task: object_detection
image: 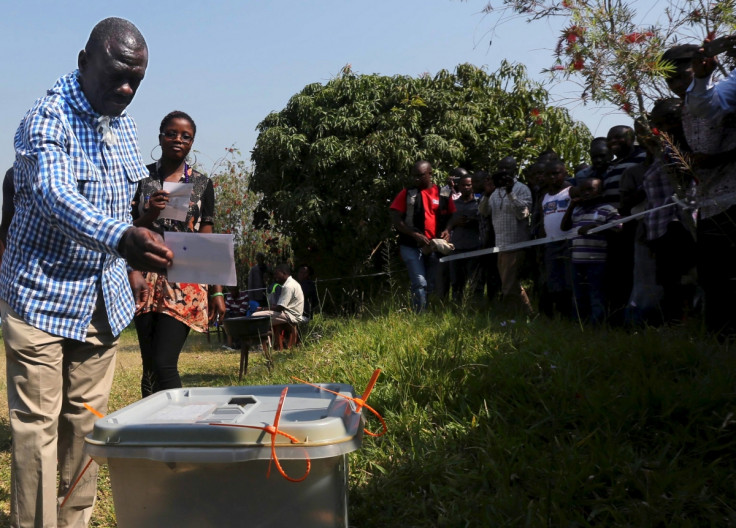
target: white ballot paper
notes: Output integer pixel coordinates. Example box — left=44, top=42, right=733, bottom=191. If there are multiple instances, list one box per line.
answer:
left=164, top=232, right=237, bottom=286
left=159, top=182, right=193, bottom=222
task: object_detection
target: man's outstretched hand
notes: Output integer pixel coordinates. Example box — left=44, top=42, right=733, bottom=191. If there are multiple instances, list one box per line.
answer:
left=118, top=227, right=173, bottom=272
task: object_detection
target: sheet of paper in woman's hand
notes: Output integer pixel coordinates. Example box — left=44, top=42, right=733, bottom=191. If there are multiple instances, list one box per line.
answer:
left=164, top=232, right=237, bottom=285
left=159, top=182, right=193, bottom=221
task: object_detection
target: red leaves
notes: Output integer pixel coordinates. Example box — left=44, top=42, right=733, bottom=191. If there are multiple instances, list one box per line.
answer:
left=621, top=102, right=632, bottom=113
left=530, top=108, right=541, bottom=117
left=572, top=58, right=584, bottom=70
left=612, top=83, right=626, bottom=95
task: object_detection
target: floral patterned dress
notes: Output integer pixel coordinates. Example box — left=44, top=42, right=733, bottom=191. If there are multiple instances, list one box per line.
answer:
left=132, top=162, right=215, bottom=332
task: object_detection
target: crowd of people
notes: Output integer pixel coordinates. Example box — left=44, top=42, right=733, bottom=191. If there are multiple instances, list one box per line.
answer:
left=391, top=42, right=736, bottom=345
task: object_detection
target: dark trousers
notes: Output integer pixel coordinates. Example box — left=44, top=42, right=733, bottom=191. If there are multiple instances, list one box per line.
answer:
left=450, top=248, right=481, bottom=302
left=479, top=253, right=501, bottom=301
left=698, top=205, right=736, bottom=338
left=605, top=224, right=635, bottom=325
left=539, top=240, right=573, bottom=318
left=651, top=221, right=696, bottom=323
left=135, top=312, right=191, bottom=397
left=572, top=261, right=607, bottom=325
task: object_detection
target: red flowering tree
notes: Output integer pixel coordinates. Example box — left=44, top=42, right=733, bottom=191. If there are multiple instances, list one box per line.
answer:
left=476, top=0, right=736, bottom=117
left=207, top=147, right=291, bottom=289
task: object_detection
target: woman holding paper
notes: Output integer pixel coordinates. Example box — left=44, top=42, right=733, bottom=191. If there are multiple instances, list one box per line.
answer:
left=132, top=110, right=226, bottom=397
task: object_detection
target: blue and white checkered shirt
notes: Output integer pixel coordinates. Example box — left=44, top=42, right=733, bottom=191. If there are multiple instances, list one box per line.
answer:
left=0, top=71, right=148, bottom=340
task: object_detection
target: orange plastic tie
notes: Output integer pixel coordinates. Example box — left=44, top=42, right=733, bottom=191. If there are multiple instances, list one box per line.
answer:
left=84, top=403, right=104, bottom=419
left=292, top=368, right=387, bottom=437
left=209, top=387, right=310, bottom=482
left=62, top=403, right=106, bottom=508
left=60, top=458, right=94, bottom=508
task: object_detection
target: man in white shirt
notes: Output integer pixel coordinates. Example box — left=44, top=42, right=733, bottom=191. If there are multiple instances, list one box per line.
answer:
left=539, top=160, right=573, bottom=317
left=252, top=263, right=304, bottom=326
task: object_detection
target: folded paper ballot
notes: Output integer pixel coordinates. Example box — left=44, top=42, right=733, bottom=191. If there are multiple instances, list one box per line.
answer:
left=158, top=182, right=194, bottom=222
left=164, top=232, right=237, bottom=285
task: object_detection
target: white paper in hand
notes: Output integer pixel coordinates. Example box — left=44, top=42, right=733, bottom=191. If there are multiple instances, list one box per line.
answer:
left=159, top=182, right=193, bottom=222
left=165, top=232, right=237, bottom=286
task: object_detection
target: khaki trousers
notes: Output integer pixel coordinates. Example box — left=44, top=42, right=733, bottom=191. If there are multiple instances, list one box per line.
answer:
left=1, top=298, right=118, bottom=528
left=497, top=250, right=533, bottom=314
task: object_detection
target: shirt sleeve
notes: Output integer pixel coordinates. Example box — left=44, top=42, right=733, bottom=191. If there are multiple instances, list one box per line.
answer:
left=21, top=104, right=130, bottom=256
left=389, top=189, right=408, bottom=212
left=509, top=183, right=532, bottom=221
left=686, top=69, right=736, bottom=121
left=478, top=195, right=492, bottom=217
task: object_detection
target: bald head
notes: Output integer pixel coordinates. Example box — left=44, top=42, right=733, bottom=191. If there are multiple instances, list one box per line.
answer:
left=78, top=18, right=148, bottom=116
left=85, top=17, right=147, bottom=56
left=411, top=160, right=432, bottom=190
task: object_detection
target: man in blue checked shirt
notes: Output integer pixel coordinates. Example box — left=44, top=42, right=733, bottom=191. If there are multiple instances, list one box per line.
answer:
left=0, top=18, right=173, bottom=527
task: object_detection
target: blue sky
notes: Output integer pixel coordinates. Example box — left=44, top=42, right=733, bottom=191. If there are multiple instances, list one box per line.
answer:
left=1, top=0, right=668, bottom=206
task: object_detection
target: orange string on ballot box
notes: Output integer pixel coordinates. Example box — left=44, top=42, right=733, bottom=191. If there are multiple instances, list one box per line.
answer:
left=292, top=368, right=387, bottom=438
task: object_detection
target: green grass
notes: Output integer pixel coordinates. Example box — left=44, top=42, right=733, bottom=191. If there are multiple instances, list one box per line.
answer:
left=1, top=307, right=735, bottom=527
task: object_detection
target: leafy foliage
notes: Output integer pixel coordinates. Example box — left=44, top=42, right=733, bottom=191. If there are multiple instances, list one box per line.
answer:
left=478, top=0, right=736, bottom=116
left=208, top=147, right=291, bottom=288
left=250, top=62, right=591, bottom=278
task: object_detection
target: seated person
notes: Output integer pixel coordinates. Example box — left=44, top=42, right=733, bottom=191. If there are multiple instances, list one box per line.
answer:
left=225, top=286, right=249, bottom=317
left=252, top=263, right=304, bottom=333
left=264, top=269, right=282, bottom=310
left=222, top=286, right=249, bottom=350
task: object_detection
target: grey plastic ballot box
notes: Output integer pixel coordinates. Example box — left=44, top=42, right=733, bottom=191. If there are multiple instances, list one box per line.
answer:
left=85, top=384, right=364, bottom=528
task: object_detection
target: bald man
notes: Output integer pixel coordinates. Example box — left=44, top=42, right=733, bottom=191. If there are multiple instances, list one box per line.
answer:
left=0, top=17, right=172, bottom=527
left=390, top=161, right=455, bottom=311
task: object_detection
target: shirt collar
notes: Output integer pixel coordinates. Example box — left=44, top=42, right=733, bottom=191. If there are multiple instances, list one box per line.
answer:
left=50, top=70, right=127, bottom=123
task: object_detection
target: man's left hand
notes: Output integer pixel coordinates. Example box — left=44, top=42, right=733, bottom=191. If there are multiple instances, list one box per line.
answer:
left=128, top=270, right=149, bottom=315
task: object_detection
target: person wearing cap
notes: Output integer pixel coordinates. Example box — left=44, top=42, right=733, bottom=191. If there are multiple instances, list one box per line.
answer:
left=479, top=159, right=534, bottom=315
left=684, top=38, right=736, bottom=339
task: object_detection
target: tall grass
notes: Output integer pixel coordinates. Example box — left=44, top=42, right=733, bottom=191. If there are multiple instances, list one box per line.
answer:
left=1, top=302, right=734, bottom=527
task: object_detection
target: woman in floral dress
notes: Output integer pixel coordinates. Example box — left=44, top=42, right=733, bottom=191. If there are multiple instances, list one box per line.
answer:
left=132, top=110, right=225, bottom=396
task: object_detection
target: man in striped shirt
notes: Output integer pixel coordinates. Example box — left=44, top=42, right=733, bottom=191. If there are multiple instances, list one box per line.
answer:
left=0, top=18, right=172, bottom=527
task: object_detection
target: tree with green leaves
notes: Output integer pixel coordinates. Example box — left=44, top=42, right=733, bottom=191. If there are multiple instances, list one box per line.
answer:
left=208, top=147, right=291, bottom=288
left=476, top=0, right=736, bottom=117
left=250, top=62, right=590, bottom=279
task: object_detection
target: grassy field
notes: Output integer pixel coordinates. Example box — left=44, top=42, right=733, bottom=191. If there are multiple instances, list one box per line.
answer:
left=1, top=306, right=735, bottom=527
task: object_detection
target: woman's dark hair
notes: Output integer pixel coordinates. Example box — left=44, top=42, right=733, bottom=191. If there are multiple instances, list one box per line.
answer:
left=159, top=110, right=196, bottom=137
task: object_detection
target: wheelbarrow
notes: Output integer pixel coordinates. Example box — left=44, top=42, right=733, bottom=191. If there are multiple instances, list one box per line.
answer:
left=222, top=315, right=273, bottom=380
